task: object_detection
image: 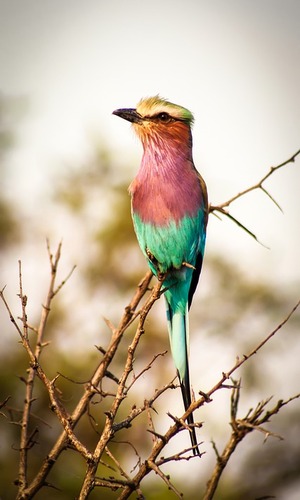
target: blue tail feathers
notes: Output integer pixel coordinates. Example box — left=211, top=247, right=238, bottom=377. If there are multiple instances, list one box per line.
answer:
left=166, top=301, right=200, bottom=456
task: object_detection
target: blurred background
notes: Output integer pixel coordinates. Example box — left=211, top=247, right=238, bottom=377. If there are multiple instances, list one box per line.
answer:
left=0, top=1, right=299, bottom=498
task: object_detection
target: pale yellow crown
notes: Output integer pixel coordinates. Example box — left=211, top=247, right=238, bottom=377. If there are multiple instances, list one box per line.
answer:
left=136, top=95, right=194, bottom=124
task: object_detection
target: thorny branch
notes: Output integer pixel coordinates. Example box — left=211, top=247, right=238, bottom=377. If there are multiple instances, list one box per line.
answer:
left=1, top=256, right=162, bottom=498
left=204, top=382, right=300, bottom=500
left=115, top=299, right=300, bottom=499
left=209, top=149, right=300, bottom=244
left=18, top=243, right=72, bottom=494
left=1, top=243, right=76, bottom=498
left=78, top=278, right=165, bottom=499
left=0, top=149, right=299, bottom=498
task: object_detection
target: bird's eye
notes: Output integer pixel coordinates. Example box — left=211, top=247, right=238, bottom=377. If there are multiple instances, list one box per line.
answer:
left=157, top=112, right=171, bottom=122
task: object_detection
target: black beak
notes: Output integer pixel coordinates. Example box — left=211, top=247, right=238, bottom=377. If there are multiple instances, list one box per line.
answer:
left=112, top=108, right=143, bottom=124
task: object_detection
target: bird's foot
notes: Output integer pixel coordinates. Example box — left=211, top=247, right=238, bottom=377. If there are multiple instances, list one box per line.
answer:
left=146, top=248, right=165, bottom=281
left=182, top=261, right=196, bottom=270
left=157, top=271, right=167, bottom=282
left=146, top=248, right=157, bottom=265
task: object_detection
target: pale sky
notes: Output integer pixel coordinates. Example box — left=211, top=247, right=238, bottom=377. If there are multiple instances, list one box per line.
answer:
left=1, top=0, right=300, bottom=285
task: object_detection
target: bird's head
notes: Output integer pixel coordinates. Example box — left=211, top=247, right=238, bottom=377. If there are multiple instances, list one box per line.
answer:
left=113, top=95, right=194, bottom=149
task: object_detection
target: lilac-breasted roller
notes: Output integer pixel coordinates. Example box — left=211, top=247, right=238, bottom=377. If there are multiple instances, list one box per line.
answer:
left=113, top=96, right=208, bottom=455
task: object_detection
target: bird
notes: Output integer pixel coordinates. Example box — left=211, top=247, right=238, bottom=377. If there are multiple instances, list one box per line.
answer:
left=113, top=95, right=208, bottom=455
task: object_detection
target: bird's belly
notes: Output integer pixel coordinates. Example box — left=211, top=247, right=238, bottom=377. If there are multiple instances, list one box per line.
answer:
left=132, top=213, right=203, bottom=274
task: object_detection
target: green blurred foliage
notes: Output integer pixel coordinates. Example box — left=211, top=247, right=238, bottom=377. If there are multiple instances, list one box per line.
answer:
left=0, top=124, right=299, bottom=498
left=0, top=198, right=20, bottom=248
left=0, top=94, right=26, bottom=247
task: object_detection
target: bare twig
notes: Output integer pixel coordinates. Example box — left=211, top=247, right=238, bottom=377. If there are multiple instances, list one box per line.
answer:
left=209, top=149, right=300, bottom=241
left=147, top=460, right=183, bottom=498
left=210, top=149, right=300, bottom=211
left=15, top=243, right=67, bottom=497
left=196, top=299, right=300, bottom=409
left=0, top=396, right=11, bottom=418
left=105, top=446, right=132, bottom=483
left=125, top=350, right=168, bottom=393
left=204, top=383, right=300, bottom=500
